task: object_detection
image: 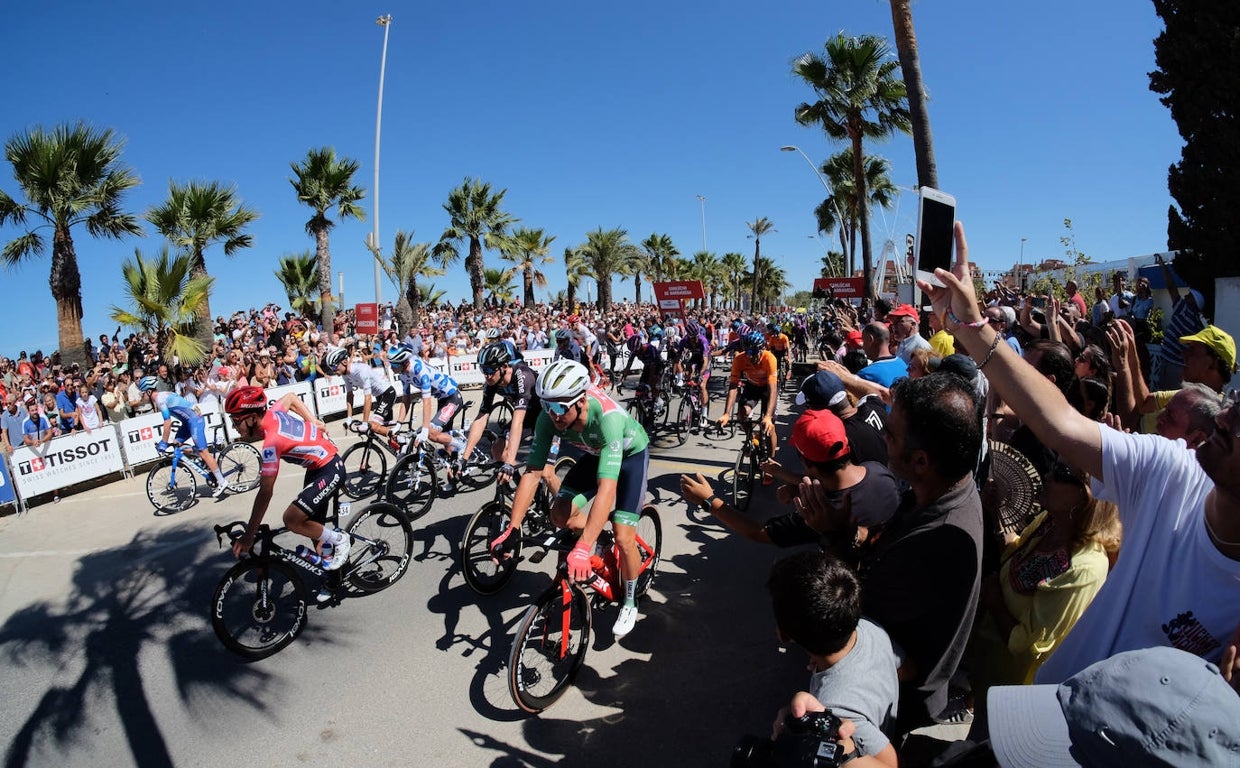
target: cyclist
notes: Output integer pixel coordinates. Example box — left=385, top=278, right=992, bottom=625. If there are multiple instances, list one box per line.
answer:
left=566, top=314, right=607, bottom=384
left=461, top=340, right=547, bottom=486
left=491, top=360, right=651, bottom=639
left=619, top=333, right=666, bottom=416
left=223, top=386, right=351, bottom=573
left=791, top=320, right=810, bottom=363
left=321, top=347, right=400, bottom=442
left=140, top=375, right=229, bottom=498
left=766, top=322, right=792, bottom=381
left=674, top=320, right=712, bottom=420
left=553, top=328, right=590, bottom=368
left=386, top=346, right=467, bottom=470
left=718, top=331, right=779, bottom=458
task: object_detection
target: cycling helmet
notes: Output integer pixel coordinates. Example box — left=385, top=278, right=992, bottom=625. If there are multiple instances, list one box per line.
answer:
left=477, top=341, right=514, bottom=369
left=626, top=334, right=643, bottom=353
left=768, top=322, right=779, bottom=332
left=535, top=360, right=591, bottom=401
left=388, top=346, right=412, bottom=366
left=485, top=328, right=501, bottom=340
left=648, top=326, right=664, bottom=339
left=734, top=323, right=751, bottom=338
left=743, top=331, right=766, bottom=356
left=322, top=347, right=349, bottom=371
left=137, top=376, right=159, bottom=392
left=685, top=321, right=702, bottom=338
left=566, top=314, right=581, bottom=325
left=554, top=328, right=573, bottom=343
left=224, top=385, right=268, bottom=415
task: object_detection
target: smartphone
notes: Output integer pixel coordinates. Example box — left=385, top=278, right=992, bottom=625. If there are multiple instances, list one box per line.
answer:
left=915, top=187, right=957, bottom=288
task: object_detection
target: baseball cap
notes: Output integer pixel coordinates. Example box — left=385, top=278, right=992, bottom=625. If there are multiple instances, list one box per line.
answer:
left=844, top=329, right=864, bottom=348
left=988, top=646, right=1240, bottom=768
left=937, top=354, right=978, bottom=382
left=790, top=409, right=850, bottom=464
left=1180, top=325, right=1237, bottom=373
left=887, top=304, right=919, bottom=322
left=796, top=371, right=847, bottom=409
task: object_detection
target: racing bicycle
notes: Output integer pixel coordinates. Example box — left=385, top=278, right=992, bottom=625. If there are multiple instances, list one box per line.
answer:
left=145, top=428, right=262, bottom=514
left=731, top=417, right=772, bottom=512
left=382, top=428, right=499, bottom=521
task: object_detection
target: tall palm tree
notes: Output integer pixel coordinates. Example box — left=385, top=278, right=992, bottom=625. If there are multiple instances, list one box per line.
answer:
left=436, top=178, right=518, bottom=310
left=564, top=247, right=588, bottom=309
left=794, top=33, right=911, bottom=299
left=820, top=252, right=846, bottom=278
left=665, top=255, right=692, bottom=281
left=414, top=282, right=447, bottom=310
left=289, top=147, right=366, bottom=333
left=889, top=0, right=938, bottom=189
left=816, top=148, right=898, bottom=275
left=576, top=227, right=641, bottom=311
left=146, top=180, right=259, bottom=348
left=274, top=251, right=320, bottom=317
left=640, top=233, right=679, bottom=284
left=110, top=246, right=214, bottom=365
left=746, top=217, right=776, bottom=310
left=483, top=266, right=517, bottom=305
left=0, top=122, right=142, bottom=366
left=750, top=257, right=789, bottom=312
left=500, top=226, right=555, bottom=309
left=376, top=230, right=443, bottom=331
left=688, top=251, right=722, bottom=310
left=721, top=252, right=748, bottom=311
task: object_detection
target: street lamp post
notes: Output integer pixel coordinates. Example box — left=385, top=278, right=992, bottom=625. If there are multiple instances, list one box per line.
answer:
left=780, top=145, right=851, bottom=277
left=372, top=14, right=393, bottom=306
left=696, top=195, right=707, bottom=252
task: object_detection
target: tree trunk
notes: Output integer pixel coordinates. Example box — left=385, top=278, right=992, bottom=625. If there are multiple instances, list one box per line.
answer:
left=852, top=133, right=876, bottom=300
left=523, top=268, right=535, bottom=309
left=468, top=237, right=485, bottom=310
left=191, top=249, right=214, bottom=355
left=315, top=225, right=335, bottom=334
left=599, top=275, right=611, bottom=311
left=634, top=275, right=642, bottom=305
left=890, top=0, right=939, bottom=189
left=750, top=239, right=761, bottom=311
left=50, top=226, right=88, bottom=367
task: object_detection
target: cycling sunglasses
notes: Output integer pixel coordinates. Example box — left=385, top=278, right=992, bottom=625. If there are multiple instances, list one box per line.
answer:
left=541, top=396, right=583, bottom=416
left=480, top=365, right=501, bottom=376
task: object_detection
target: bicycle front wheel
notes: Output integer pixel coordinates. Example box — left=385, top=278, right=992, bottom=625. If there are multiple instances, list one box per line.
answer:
left=457, top=437, right=499, bottom=491
left=340, top=441, right=388, bottom=500
left=671, top=397, right=692, bottom=446
left=634, top=505, right=664, bottom=598
left=626, top=401, right=647, bottom=432
left=146, top=459, right=198, bottom=513
left=384, top=452, right=438, bottom=521
left=508, top=583, right=592, bottom=713
left=218, top=442, right=262, bottom=492
left=460, top=500, right=521, bottom=595
left=344, top=501, right=414, bottom=593
left=731, top=441, right=756, bottom=511
left=211, top=559, right=309, bottom=660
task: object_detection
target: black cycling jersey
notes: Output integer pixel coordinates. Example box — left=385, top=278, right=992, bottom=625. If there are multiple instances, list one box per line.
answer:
left=478, top=362, right=541, bottom=416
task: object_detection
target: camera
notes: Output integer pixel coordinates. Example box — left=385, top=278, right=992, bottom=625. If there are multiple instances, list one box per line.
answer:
left=732, top=711, right=847, bottom=768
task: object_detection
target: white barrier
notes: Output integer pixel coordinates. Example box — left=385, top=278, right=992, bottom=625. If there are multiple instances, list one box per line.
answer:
left=10, top=428, right=126, bottom=498
left=117, top=402, right=236, bottom=467
left=264, top=381, right=317, bottom=418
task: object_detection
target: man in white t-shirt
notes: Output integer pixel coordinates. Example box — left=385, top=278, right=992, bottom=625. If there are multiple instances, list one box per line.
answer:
left=921, top=222, right=1240, bottom=687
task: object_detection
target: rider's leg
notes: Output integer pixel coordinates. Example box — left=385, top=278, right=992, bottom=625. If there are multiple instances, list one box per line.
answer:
left=611, top=512, right=641, bottom=599
left=186, top=420, right=227, bottom=487
left=550, top=494, right=587, bottom=532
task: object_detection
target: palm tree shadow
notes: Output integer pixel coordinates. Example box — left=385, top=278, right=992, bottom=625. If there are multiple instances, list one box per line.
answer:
left=0, top=525, right=316, bottom=768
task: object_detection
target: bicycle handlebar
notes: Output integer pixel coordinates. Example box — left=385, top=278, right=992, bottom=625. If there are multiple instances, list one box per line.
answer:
left=213, top=521, right=269, bottom=548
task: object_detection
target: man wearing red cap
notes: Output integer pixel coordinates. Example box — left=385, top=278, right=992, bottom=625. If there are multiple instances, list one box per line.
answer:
left=888, top=304, right=931, bottom=366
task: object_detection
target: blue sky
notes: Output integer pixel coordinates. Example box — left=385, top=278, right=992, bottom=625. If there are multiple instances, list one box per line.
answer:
left=3, top=0, right=1178, bottom=355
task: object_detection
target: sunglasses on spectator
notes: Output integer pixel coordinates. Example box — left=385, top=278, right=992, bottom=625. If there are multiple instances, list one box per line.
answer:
left=541, top=397, right=583, bottom=416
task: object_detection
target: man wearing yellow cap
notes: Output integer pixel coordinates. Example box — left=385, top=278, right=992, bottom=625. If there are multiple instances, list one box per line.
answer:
left=1126, top=324, right=1235, bottom=431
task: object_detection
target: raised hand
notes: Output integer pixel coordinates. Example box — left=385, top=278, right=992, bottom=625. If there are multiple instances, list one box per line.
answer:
left=917, top=222, right=983, bottom=331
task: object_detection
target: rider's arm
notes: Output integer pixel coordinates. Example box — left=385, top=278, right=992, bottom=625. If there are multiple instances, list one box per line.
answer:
left=762, top=355, right=778, bottom=420
left=503, top=407, right=528, bottom=465
left=234, top=473, right=276, bottom=557
left=278, top=392, right=322, bottom=428
left=160, top=417, right=174, bottom=444
left=361, top=392, right=373, bottom=423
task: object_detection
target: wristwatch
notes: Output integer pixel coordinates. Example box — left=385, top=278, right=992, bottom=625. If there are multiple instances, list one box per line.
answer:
left=700, top=495, right=719, bottom=512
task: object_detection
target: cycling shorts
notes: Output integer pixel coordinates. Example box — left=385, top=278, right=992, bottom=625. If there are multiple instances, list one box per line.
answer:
left=638, top=363, right=664, bottom=389
left=557, top=449, right=649, bottom=524
left=293, top=455, right=346, bottom=521
left=368, top=387, right=397, bottom=424
left=430, top=392, right=466, bottom=431
left=173, top=415, right=209, bottom=452
left=740, top=382, right=771, bottom=414
left=771, top=348, right=788, bottom=362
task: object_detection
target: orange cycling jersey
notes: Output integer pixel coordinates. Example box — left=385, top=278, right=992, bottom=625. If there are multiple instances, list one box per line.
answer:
left=767, top=333, right=791, bottom=352
left=729, top=350, right=777, bottom=387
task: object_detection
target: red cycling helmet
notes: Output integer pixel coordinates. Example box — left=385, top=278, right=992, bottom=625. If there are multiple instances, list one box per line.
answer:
left=567, top=314, right=581, bottom=325
left=224, top=385, right=268, bottom=416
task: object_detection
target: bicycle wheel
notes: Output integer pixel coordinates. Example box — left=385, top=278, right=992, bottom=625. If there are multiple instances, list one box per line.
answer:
left=625, top=400, right=646, bottom=431
left=340, top=441, right=388, bottom=500
left=211, top=559, right=309, bottom=660
left=344, top=501, right=414, bottom=593
left=460, top=499, right=521, bottom=595
left=145, top=459, right=198, bottom=513
left=457, top=436, right=499, bottom=491
left=488, top=401, right=515, bottom=439
left=384, top=452, right=437, bottom=521
left=671, top=396, right=691, bottom=446
left=634, top=505, right=663, bottom=598
left=508, top=583, right=592, bottom=713
left=731, top=440, right=756, bottom=511
left=217, top=442, right=262, bottom=492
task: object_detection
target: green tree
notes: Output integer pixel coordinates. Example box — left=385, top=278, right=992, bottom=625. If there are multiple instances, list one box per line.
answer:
left=721, top=252, right=749, bottom=310
left=110, top=246, right=214, bottom=365
left=750, top=257, right=789, bottom=312
left=146, top=180, right=259, bottom=348
left=688, top=250, right=722, bottom=310
left=820, top=251, right=845, bottom=278
left=500, top=226, right=555, bottom=309
left=483, top=266, right=517, bottom=305
left=888, top=0, right=938, bottom=189
left=274, top=251, right=320, bottom=318
left=640, top=233, right=680, bottom=285
left=815, top=148, right=897, bottom=276
left=564, top=247, right=588, bottom=309
left=436, top=178, right=518, bottom=310
left=576, top=227, right=641, bottom=310
left=0, top=122, right=142, bottom=366
left=378, top=230, right=443, bottom=330
left=289, top=147, right=366, bottom=333
left=1150, top=0, right=1240, bottom=313
left=794, top=32, right=911, bottom=299
left=746, top=217, right=776, bottom=310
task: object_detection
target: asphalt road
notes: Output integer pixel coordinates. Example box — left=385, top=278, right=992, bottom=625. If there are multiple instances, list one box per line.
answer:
left=0, top=378, right=840, bottom=768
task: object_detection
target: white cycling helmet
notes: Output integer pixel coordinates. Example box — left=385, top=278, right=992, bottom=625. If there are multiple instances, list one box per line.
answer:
left=322, top=347, right=349, bottom=371
left=387, top=346, right=412, bottom=365
left=535, top=360, right=591, bottom=402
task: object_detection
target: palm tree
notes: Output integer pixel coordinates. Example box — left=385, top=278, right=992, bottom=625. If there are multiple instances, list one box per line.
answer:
left=483, top=266, right=517, bottom=305
left=289, top=147, right=366, bottom=333
left=500, top=226, right=555, bottom=309
left=665, top=255, right=692, bottom=281
left=746, top=217, right=776, bottom=310
left=688, top=251, right=722, bottom=310
left=375, top=230, right=443, bottom=331
left=820, top=251, right=846, bottom=278
left=274, top=251, right=320, bottom=317
left=436, top=178, right=518, bottom=310
left=721, top=252, right=748, bottom=310
left=576, top=228, right=641, bottom=311
left=414, top=282, right=447, bottom=310
left=0, top=122, right=142, bottom=366
left=794, top=33, right=911, bottom=299
left=110, top=246, right=214, bottom=365
left=816, top=148, right=898, bottom=275
left=750, top=257, right=789, bottom=312
left=640, top=233, right=679, bottom=284
left=564, top=247, right=588, bottom=309
left=889, top=0, right=938, bottom=189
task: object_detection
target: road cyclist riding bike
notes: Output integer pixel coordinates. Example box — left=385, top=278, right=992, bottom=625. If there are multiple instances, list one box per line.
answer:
left=223, top=386, right=352, bottom=577
left=673, top=320, right=713, bottom=421
left=321, top=347, right=400, bottom=444
left=765, top=321, right=791, bottom=387
left=490, top=359, right=651, bottom=639
left=718, top=331, right=779, bottom=459
left=140, top=375, right=230, bottom=499
left=619, top=332, right=667, bottom=418
left=460, top=340, right=553, bottom=489
left=565, top=314, right=607, bottom=385
left=384, top=345, right=469, bottom=477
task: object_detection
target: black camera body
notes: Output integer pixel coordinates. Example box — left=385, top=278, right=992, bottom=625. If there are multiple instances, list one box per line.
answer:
left=732, top=711, right=848, bottom=768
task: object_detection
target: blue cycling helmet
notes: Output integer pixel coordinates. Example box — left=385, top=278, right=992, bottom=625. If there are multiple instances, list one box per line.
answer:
left=137, top=375, right=159, bottom=392
left=743, top=331, right=766, bottom=354
left=388, top=346, right=412, bottom=365
left=648, top=325, right=663, bottom=339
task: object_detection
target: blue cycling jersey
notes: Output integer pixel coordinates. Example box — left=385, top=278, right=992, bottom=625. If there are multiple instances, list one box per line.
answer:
left=153, top=391, right=201, bottom=423
left=407, top=357, right=460, bottom=399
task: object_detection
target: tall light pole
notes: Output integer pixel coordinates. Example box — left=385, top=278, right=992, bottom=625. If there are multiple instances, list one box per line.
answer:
left=780, top=145, right=850, bottom=276
left=696, top=195, right=707, bottom=252
left=371, top=14, right=393, bottom=306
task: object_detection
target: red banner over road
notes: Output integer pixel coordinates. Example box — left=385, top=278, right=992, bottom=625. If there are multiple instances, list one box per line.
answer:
left=813, top=277, right=865, bottom=299
left=355, top=303, right=379, bottom=334
left=651, top=280, right=705, bottom=317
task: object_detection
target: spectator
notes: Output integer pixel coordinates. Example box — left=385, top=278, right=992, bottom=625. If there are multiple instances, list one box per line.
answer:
left=1, top=393, right=29, bottom=453
left=1063, top=278, right=1087, bottom=319
left=23, top=395, right=58, bottom=447
left=127, top=367, right=153, bottom=414
left=927, top=309, right=954, bottom=359
left=54, top=379, right=82, bottom=433
left=1151, top=253, right=1207, bottom=390
left=856, top=323, right=906, bottom=387
left=1090, top=285, right=1110, bottom=327
left=796, top=369, right=888, bottom=465
left=74, top=381, right=103, bottom=433
left=984, top=305, right=1022, bottom=354
left=920, top=222, right=1240, bottom=685
left=153, top=362, right=175, bottom=392
left=889, top=304, right=931, bottom=365
left=1107, top=270, right=1133, bottom=320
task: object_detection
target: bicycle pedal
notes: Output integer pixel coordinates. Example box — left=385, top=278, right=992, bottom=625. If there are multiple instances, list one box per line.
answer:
left=528, top=550, right=548, bottom=565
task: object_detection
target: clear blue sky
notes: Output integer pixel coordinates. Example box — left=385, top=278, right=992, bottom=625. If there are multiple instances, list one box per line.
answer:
left=2, top=0, right=1179, bottom=355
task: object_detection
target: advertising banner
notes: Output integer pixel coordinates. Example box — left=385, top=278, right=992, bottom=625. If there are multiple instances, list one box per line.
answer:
left=313, top=375, right=370, bottom=416
left=355, top=303, right=379, bottom=334
left=119, top=402, right=232, bottom=467
left=11, top=429, right=125, bottom=498
left=813, top=277, right=865, bottom=299
left=0, top=455, right=16, bottom=506
left=264, top=381, right=317, bottom=418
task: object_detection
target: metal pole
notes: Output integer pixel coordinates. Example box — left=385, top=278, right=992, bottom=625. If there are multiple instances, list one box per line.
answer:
left=338, top=271, right=345, bottom=311
left=696, top=195, right=707, bottom=251
left=373, top=14, right=392, bottom=305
